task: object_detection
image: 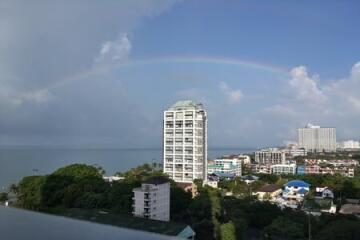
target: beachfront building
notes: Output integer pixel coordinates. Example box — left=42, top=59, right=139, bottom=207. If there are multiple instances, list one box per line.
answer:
left=207, top=156, right=242, bottom=177
left=271, top=163, right=297, bottom=175
left=163, top=100, right=207, bottom=183
left=132, top=176, right=170, bottom=222
left=298, top=124, right=336, bottom=152
left=255, top=148, right=286, bottom=165
left=338, top=140, right=360, bottom=151
left=237, top=154, right=251, bottom=165
left=281, top=145, right=307, bottom=158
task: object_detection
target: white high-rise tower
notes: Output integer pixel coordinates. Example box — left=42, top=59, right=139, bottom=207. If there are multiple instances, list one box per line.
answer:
left=298, top=124, right=336, bottom=152
left=163, top=100, right=207, bottom=183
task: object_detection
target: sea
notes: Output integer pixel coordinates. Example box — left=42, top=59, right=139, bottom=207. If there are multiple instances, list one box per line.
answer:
left=0, top=147, right=255, bottom=189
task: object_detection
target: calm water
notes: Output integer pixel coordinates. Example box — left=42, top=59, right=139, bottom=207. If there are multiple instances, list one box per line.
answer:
left=0, top=147, right=255, bottom=188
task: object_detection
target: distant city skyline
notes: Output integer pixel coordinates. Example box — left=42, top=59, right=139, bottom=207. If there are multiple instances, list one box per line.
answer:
left=0, top=1, right=360, bottom=148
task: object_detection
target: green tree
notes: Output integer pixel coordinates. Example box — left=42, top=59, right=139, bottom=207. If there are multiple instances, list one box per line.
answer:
left=0, top=192, right=8, bottom=202
left=193, top=219, right=215, bottom=240
left=263, top=216, right=304, bottom=240
left=17, top=175, right=46, bottom=210
left=258, top=174, right=279, bottom=184
left=170, top=186, right=192, bottom=221
left=315, top=219, right=360, bottom=240
left=53, top=164, right=103, bottom=180
left=220, top=221, right=236, bottom=240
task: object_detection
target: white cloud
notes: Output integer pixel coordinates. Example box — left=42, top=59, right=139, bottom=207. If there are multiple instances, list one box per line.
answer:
left=0, top=83, right=54, bottom=109
left=289, top=66, right=326, bottom=103
left=219, top=81, right=243, bottom=104
left=95, top=33, right=131, bottom=65
left=264, top=104, right=297, bottom=117
left=347, top=96, right=360, bottom=111
left=22, top=89, right=54, bottom=104
left=351, top=61, right=360, bottom=80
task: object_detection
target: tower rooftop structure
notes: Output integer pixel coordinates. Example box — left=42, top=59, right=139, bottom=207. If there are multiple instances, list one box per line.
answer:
left=169, top=100, right=204, bottom=110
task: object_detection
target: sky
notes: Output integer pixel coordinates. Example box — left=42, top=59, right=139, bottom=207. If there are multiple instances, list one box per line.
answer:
left=0, top=0, right=360, bottom=148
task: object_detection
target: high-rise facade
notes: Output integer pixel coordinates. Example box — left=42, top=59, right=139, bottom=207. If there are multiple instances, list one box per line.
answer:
left=163, top=100, right=207, bottom=183
left=298, top=124, right=336, bottom=152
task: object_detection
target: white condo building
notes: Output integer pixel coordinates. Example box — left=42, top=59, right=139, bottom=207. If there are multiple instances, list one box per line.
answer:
left=255, top=148, right=286, bottom=165
left=298, top=124, right=336, bottom=152
left=132, top=176, right=170, bottom=222
left=163, top=100, right=207, bottom=183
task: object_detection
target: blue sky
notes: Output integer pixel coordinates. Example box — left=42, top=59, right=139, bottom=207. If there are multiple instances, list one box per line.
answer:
left=0, top=0, right=360, bottom=148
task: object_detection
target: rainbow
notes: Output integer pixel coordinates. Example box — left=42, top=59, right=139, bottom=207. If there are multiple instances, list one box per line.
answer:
left=49, top=55, right=290, bottom=90
left=127, top=55, right=290, bottom=75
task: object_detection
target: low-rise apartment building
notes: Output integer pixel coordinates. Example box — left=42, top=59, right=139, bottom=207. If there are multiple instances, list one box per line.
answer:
left=133, top=176, right=170, bottom=222
left=207, top=156, right=243, bottom=177
left=304, top=159, right=356, bottom=177
left=255, top=148, right=286, bottom=165
left=271, top=164, right=297, bottom=175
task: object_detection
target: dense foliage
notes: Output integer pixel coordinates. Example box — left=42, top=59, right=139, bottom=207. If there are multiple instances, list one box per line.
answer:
left=0, top=192, right=8, bottom=202
left=14, top=163, right=360, bottom=240
left=15, top=163, right=192, bottom=215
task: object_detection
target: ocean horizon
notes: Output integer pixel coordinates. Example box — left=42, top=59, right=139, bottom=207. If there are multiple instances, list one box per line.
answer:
left=0, top=146, right=256, bottom=189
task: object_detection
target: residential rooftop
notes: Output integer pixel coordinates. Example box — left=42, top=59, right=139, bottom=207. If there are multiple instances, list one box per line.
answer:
left=256, top=184, right=282, bottom=193
left=285, top=180, right=311, bottom=188
left=339, top=204, right=360, bottom=215
left=144, top=176, right=170, bottom=185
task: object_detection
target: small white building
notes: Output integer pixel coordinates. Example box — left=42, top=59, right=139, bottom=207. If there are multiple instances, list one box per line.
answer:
left=271, top=164, right=297, bottom=175
left=203, top=180, right=218, bottom=188
left=103, top=176, right=124, bottom=182
left=132, top=176, right=170, bottom=222
left=315, top=187, right=334, bottom=199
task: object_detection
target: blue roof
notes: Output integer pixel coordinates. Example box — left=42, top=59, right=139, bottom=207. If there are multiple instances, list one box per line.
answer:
left=298, top=188, right=308, bottom=194
left=285, top=180, right=310, bottom=188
